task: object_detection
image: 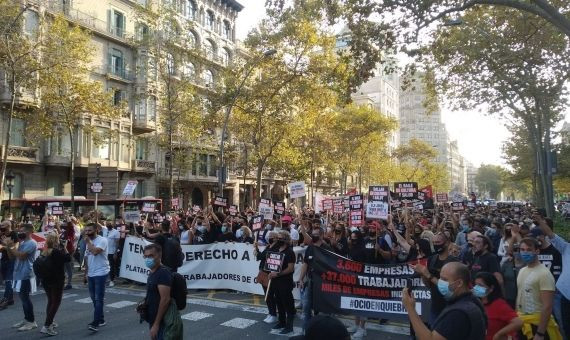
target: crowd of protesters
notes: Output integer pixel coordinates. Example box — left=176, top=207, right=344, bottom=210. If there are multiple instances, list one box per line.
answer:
left=0, top=198, right=568, bottom=340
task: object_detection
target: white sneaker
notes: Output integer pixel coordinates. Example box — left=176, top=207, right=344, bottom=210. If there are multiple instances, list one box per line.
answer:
left=347, top=325, right=359, bottom=333
left=352, top=328, right=365, bottom=339
left=264, top=315, right=278, bottom=324
left=12, top=320, right=26, bottom=328
left=40, top=325, right=58, bottom=336
left=18, top=321, right=38, bottom=331
left=51, top=321, right=58, bottom=328
left=109, top=281, right=115, bottom=287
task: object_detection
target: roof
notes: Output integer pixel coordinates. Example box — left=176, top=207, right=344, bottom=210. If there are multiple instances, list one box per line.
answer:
left=222, top=0, right=244, bottom=12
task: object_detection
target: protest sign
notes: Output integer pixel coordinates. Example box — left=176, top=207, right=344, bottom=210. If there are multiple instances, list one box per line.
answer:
left=349, top=194, right=364, bottom=210
left=259, top=205, right=274, bottom=220
left=310, top=247, right=431, bottom=321
left=259, top=198, right=271, bottom=209
left=121, top=180, right=138, bottom=196
left=350, top=210, right=363, bottom=226
left=322, top=199, right=333, bottom=212
left=124, top=210, right=141, bottom=223
left=467, top=202, right=476, bottom=209
left=288, top=181, right=306, bottom=199
left=214, top=196, right=227, bottom=207
left=229, top=205, right=238, bottom=217
left=264, top=252, right=285, bottom=272
left=368, top=185, right=389, bottom=202
left=274, top=201, right=285, bottom=216
left=333, top=198, right=344, bottom=214
left=451, top=192, right=464, bottom=203
left=436, top=193, right=448, bottom=203
left=51, top=205, right=64, bottom=215
left=90, top=182, right=103, bottom=194
left=252, top=215, right=264, bottom=231
left=192, top=205, right=201, bottom=213
left=451, top=202, right=465, bottom=211
left=366, top=201, right=389, bottom=219
left=142, top=202, right=156, bottom=212
left=171, top=198, right=179, bottom=209
left=349, top=194, right=364, bottom=226
left=394, top=182, right=418, bottom=200
left=417, top=191, right=425, bottom=203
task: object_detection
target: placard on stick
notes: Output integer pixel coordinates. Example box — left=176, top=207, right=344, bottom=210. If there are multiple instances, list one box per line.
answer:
left=252, top=215, right=264, bottom=231
left=264, top=251, right=285, bottom=272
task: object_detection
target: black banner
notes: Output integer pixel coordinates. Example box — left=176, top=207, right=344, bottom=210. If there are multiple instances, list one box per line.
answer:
left=311, top=247, right=431, bottom=321
left=274, top=201, right=285, bottom=216
left=394, top=182, right=418, bottom=201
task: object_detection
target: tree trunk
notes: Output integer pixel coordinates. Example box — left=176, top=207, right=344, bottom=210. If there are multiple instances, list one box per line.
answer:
left=255, top=159, right=264, bottom=209
left=0, top=77, right=17, bottom=212
left=68, top=126, right=75, bottom=214
left=168, top=130, right=174, bottom=212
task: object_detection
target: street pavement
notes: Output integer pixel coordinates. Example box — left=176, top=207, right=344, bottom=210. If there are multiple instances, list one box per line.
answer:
left=1, top=276, right=410, bottom=339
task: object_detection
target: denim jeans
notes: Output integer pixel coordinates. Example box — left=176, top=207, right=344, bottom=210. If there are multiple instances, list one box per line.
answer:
left=301, top=283, right=313, bottom=331
left=554, top=290, right=568, bottom=340
left=19, top=279, right=34, bottom=322
left=2, top=260, right=15, bottom=300
left=88, top=274, right=108, bottom=325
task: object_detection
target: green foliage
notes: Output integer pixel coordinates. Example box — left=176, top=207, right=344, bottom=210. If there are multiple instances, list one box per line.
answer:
left=475, top=164, right=506, bottom=199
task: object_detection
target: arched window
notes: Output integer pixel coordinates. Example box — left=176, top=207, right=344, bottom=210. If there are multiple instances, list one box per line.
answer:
left=223, top=21, right=231, bottom=40
left=205, top=10, right=214, bottom=30
left=220, top=48, right=230, bottom=66
left=182, top=62, right=195, bottom=78
left=203, top=69, right=214, bottom=87
left=186, top=0, right=197, bottom=20
left=203, top=39, right=215, bottom=59
left=166, top=53, right=175, bottom=74
left=188, top=31, right=198, bottom=48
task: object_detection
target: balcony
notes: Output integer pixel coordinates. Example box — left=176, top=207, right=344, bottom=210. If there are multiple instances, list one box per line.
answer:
left=1, top=146, right=40, bottom=164
left=133, top=115, right=157, bottom=133
left=132, top=159, right=156, bottom=173
left=45, top=3, right=134, bottom=45
left=106, top=65, right=135, bottom=83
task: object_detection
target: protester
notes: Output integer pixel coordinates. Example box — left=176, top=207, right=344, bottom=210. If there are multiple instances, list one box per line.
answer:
left=237, top=225, right=254, bottom=244
left=467, top=234, right=503, bottom=286
left=254, top=230, right=279, bottom=324
left=217, top=220, right=237, bottom=242
left=62, top=221, right=76, bottom=290
left=329, top=223, right=349, bottom=257
left=403, top=262, right=487, bottom=340
left=473, top=272, right=522, bottom=340
left=516, top=237, right=561, bottom=340
left=347, top=230, right=368, bottom=339
left=154, top=221, right=183, bottom=272
left=39, top=232, right=71, bottom=336
left=141, top=243, right=183, bottom=340
left=2, top=223, right=38, bottom=331
left=0, top=220, right=17, bottom=310
left=289, top=315, right=350, bottom=340
left=106, top=221, right=120, bottom=287
left=83, top=223, right=110, bottom=332
left=268, top=230, right=296, bottom=335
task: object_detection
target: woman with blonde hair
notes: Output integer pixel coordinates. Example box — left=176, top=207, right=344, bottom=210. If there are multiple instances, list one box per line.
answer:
left=237, top=226, right=254, bottom=244
left=39, top=232, right=71, bottom=336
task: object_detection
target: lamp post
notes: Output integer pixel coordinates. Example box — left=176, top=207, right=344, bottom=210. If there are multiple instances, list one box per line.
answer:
left=5, top=170, right=15, bottom=216
left=218, top=48, right=277, bottom=197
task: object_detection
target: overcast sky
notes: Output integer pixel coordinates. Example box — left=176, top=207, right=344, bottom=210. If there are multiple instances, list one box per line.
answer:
left=235, top=1, right=570, bottom=167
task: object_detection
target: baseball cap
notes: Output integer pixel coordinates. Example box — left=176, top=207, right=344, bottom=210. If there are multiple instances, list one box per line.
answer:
left=289, top=315, right=350, bottom=340
left=282, top=215, right=292, bottom=223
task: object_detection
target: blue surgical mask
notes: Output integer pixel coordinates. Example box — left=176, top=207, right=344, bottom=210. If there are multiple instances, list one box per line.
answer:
left=437, top=279, right=453, bottom=300
left=144, top=258, right=155, bottom=269
left=221, top=226, right=228, bottom=233
left=472, top=285, right=487, bottom=298
left=520, top=251, right=536, bottom=264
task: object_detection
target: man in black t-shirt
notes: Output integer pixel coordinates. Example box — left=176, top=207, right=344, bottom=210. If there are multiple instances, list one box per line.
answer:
left=0, top=221, right=18, bottom=309
left=532, top=228, right=563, bottom=281
left=468, top=235, right=502, bottom=286
left=141, top=243, right=176, bottom=340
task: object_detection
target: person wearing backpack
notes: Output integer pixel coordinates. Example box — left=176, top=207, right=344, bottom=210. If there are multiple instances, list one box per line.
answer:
left=141, top=243, right=183, bottom=340
left=37, top=232, right=71, bottom=336
left=155, top=221, right=184, bottom=272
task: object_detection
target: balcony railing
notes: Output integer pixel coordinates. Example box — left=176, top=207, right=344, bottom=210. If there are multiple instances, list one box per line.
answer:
left=106, top=65, right=135, bottom=82
left=1, top=146, right=40, bottom=163
left=133, top=159, right=156, bottom=172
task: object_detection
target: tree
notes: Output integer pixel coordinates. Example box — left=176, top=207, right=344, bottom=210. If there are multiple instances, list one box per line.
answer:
left=426, top=6, right=569, bottom=216
left=32, top=16, right=124, bottom=211
left=475, top=165, right=505, bottom=199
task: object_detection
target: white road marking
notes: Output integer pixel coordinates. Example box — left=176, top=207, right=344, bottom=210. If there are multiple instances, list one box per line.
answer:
left=220, top=317, right=257, bottom=329
left=107, top=300, right=137, bottom=308
left=62, top=293, right=78, bottom=299
left=75, top=297, right=92, bottom=303
left=181, top=311, right=214, bottom=321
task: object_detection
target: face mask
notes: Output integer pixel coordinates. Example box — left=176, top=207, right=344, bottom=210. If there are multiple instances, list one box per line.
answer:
left=433, top=244, right=446, bottom=254
left=221, top=226, right=228, bottom=233
left=136, top=226, right=144, bottom=234
left=144, top=258, right=155, bottom=269
left=351, top=239, right=358, bottom=245
left=520, top=251, right=536, bottom=264
left=18, top=232, right=27, bottom=239
left=276, top=240, right=285, bottom=247
left=437, top=279, right=454, bottom=300
left=197, top=226, right=207, bottom=234
left=472, top=285, right=487, bottom=298
left=397, top=252, right=408, bottom=262
left=274, top=226, right=282, bottom=232
left=48, top=222, right=55, bottom=227
left=311, top=235, right=320, bottom=243
left=236, top=229, right=243, bottom=239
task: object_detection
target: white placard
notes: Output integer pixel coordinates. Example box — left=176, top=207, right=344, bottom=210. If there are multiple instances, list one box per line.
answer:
left=288, top=181, right=306, bottom=199
left=122, top=180, right=138, bottom=196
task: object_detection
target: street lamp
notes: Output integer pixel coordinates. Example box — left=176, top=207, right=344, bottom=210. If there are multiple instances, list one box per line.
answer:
left=5, top=170, right=15, bottom=216
left=218, top=48, right=278, bottom=196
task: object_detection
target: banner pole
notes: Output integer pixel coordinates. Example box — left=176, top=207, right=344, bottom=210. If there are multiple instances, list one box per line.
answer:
left=265, top=279, right=272, bottom=302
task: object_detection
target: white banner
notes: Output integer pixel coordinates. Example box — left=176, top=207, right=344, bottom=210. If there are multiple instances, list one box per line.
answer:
left=366, top=201, right=389, bottom=219
left=119, top=236, right=306, bottom=299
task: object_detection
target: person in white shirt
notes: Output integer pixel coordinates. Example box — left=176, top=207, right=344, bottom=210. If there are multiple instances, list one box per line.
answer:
left=83, top=224, right=110, bottom=332
left=105, top=222, right=120, bottom=287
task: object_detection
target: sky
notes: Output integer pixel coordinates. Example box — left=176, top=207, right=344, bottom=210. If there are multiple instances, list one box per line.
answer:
left=235, top=1, right=570, bottom=167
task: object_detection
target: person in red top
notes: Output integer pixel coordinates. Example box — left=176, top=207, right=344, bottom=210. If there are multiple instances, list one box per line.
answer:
left=474, top=272, right=523, bottom=340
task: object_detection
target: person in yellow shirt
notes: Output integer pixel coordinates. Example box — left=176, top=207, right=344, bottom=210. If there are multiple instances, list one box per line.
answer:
left=516, top=237, right=561, bottom=340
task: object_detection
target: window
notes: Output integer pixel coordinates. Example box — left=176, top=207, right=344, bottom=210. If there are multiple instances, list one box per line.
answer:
left=121, top=136, right=130, bottom=162
left=148, top=96, right=156, bottom=121
left=208, top=155, right=217, bottom=177
left=92, top=135, right=110, bottom=160
left=113, top=89, right=125, bottom=106
left=188, top=31, right=198, bottom=48
left=9, top=118, right=25, bottom=146
left=223, top=21, right=231, bottom=39
left=202, top=69, right=214, bottom=87
left=82, top=131, right=90, bottom=157
left=109, top=48, right=124, bottom=77
left=136, top=23, right=150, bottom=41
left=181, top=62, right=195, bottom=78
left=186, top=0, right=197, bottom=20
left=135, top=98, right=147, bottom=120
left=135, top=180, right=145, bottom=198
left=198, top=154, right=207, bottom=176
left=135, top=139, right=148, bottom=160
left=24, top=10, right=39, bottom=37
left=46, top=176, right=63, bottom=196
left=205, top=11, right=214, bottom=30
left=203, top=39, right=215, bottom=59
left=166, top=53, right=176, bottom=75
left=109, top=9, right=125, bottom=38
left=220, top=48, right=230, bottom=66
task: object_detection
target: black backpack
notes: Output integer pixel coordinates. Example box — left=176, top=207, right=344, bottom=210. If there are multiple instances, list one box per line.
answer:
left=162, top=235, right=184, bottom=270
left=33, top=254, right=53, bottom=280
left=170, top=271, right=187, bottom=310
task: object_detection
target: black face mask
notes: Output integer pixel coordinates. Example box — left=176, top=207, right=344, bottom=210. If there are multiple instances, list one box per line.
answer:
left=136, top=226, right=144, bottom=234
left=268, top=238, right=274, bottom=244
left=18, top=232, right=27, bottom=239
left=276, top=240, right=285, bottom=247
left=433, top=244, right=446, bottom=254
left=311, top=235, right=320, bottom=243
left=351, top=239, right=358, bottom=245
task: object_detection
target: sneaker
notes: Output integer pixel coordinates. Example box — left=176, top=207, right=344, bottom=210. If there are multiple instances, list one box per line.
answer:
left=18, top=321, right=38, bottom=331
left=279, top=326, right=293, bottom=335
left=272, top=322, right=286, bottom=330
left=347, top=325, right=359, bottom=333
left=64, top=284, right=72, bottom=290
left=108, top=281, right=115, bottom=287
left=98, top=320, right=106, bottom=327
left=264, top=315, right=278, bottom=324
left=40, top=325, right=58, bottom=336
left=88, top=322, right=98, bottom=332
left=12, top=320, right=26, bottom=328
left=352, top=328, right=365, bottom=339
left=51, top=321, right=58, bottom=328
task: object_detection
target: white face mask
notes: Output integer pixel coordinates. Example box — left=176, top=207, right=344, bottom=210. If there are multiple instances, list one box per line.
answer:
left=236, top=229, right=243, bottom=239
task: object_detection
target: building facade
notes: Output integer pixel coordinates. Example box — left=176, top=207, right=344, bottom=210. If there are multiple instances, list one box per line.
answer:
left=0, top=0, right=243, bottom=210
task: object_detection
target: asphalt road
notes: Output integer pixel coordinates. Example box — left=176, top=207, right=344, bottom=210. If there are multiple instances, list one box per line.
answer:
left=1, top=282, right=410, bottom=340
